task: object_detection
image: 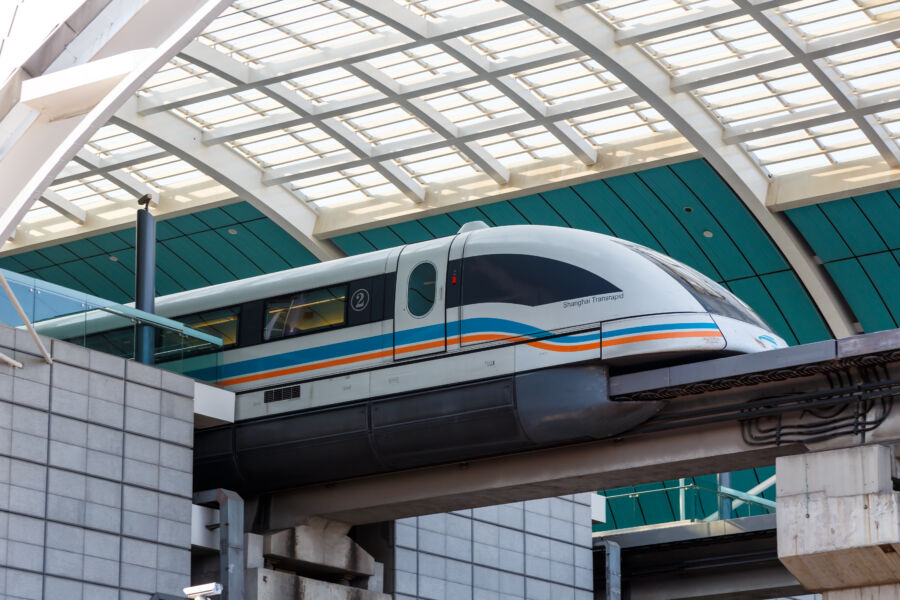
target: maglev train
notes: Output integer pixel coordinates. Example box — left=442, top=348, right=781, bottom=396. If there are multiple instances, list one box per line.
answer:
left=51, top=223, right=788, bottom=492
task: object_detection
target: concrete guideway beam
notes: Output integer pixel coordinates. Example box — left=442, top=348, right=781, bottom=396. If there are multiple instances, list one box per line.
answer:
left=269, top=420, right=801, bottom=527
left=0, top=0, right=233, bottom=252
left=266, top=329, right=900, bottom=526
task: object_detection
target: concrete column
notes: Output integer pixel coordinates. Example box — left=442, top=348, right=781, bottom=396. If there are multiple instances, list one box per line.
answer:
left=777, top=445, right=900, bottom=598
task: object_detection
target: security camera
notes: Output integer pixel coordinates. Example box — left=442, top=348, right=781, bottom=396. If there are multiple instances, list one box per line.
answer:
left=183, top=583, right=223, bottom=598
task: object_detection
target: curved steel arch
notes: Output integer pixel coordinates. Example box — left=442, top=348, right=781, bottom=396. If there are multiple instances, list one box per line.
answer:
left=503, top=0, right=855, bottom=338
left=0, top=0, right=231, bottom=246
left=112, top=98, right=340, bottom=261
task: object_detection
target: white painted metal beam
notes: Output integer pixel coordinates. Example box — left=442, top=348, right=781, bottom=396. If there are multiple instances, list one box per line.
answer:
left=198, top=45, right=582, bottom=147
left=724, top=90, right=900, bottom=144
left=613, top=0, right=796, bottom=45
left=178, top=42, right=426, bottom=203
left=111, top=98, right=340, bottom=261
left=73, top=151, right=160, bottom=205
left=39, top=189, right=86, bottom=225
left=734, top=0, right=900, bottom=167
left=0, top=0, right=233, bottom=254
left=672, top=19, right=900, bottom=92
left=501, top=0, right=856, bottom=339
left=138, top=6, right=526, bottom=116
left=349, top=63, right=510, bottom=185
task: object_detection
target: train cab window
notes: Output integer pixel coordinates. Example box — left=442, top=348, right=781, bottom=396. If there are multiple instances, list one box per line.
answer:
left=618, top=240, right=770, bottom=329
left=408, top=262, right=436, bottom=317
left=264, top=285, right=347, bottom=341
left=460, top=254, right=620, bottom=307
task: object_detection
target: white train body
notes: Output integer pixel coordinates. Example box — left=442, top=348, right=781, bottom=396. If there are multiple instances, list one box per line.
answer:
left=135, top=224, right=786, bottom=421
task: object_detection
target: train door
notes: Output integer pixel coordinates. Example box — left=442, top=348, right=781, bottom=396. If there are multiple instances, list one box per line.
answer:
left=393, top=237, right=452, bottom=360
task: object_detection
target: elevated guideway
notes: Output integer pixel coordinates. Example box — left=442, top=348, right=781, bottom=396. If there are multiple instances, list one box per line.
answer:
left=250, top=329, right=900, bottom=527
left=594, top=514, right=805, bottom=600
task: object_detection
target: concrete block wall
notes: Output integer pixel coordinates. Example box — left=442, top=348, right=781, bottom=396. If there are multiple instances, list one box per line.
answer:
left=0, top=328, right=195, bottom=600
left=394, top=494, right=593, bottom=600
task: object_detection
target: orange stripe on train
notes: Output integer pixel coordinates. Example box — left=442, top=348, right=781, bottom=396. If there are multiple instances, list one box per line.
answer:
left=601, top=330, right=723, bottom=347
left=218, top=330, right=722, bottom=386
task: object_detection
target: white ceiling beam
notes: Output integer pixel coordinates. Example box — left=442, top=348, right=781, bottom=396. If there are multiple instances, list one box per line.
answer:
left=724, top=90, right=900, bottom=144
left=673, top=19, right=900, bottom=92
left=111, top=98, right=341, bottom=261
left=315, top=131, right=698, bottom=237
left=73, top=151, right=160, bottom=204
left=338, top=1, right=598, bottom=166
left=260, top=91, right=639, bottom=185
left=613, top=0, right=797, bottom=45
left=735, top=0, right=900, bottom=166
left=138, top=6, right=527, bottom=116
left=179, top=41, right=426, bottom=203
left=767, top=154, right=900, bottom=210
left=0, top=0, right=233, bottom=254
left=200, top=45, right=581, bottom=146
left=54, top=148, right=170, bottom=185
left=39, top=190, right=86, bottom=225
left=348, top=63, right=511, bottom=185
left=442, top=38, right=599, bottom=165
left=501, top=0, right=856, bottom=339
left=261, top=86, right=426, bottom=203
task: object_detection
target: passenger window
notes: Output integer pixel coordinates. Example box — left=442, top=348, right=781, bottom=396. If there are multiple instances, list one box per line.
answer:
left=408, top=262, right=436, bottom=317
left=156, top=306, right=241, bottom=361
left=264, top=285, right=347, bottom=341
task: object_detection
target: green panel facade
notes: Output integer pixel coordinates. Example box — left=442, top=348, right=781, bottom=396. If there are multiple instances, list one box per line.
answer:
left=786, top=189, right=900, bottom=333
left=0, top=202, right=319, bottom=305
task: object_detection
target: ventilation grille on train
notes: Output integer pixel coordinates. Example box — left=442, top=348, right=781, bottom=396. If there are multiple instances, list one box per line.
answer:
left=264, top=384, right=301, bottom=403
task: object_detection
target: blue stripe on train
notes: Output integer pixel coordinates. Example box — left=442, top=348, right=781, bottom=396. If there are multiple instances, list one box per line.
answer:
left=189, top=319, right=715, bottom=381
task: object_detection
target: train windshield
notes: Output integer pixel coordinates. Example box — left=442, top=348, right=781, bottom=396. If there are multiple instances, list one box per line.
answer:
left=615, top=241, right=770, bottom=329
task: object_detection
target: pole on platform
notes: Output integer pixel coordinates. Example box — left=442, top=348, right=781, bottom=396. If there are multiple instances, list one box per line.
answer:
left=135, top=194, right=156, bottom=365
left=718, top=472, right=734, bottom=520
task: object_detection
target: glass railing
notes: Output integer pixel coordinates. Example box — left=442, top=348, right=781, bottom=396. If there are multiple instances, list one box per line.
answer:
left=0, top=269, right=223, bottom=380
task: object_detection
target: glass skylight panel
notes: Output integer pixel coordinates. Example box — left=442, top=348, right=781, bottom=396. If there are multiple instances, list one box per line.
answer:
left=400, top=147, right=477, bottom=184
left=778, top=0, right=900, bottom=40
left=287, top=67, right=378, bottom=105
left=877, top=107, right=900, bottom=137
left=140, top=57, right=211, bottom=95
left=466, top=19, right=564, bottom=61
left=203, top=0, right=386, bottom=65
left=516, top=58, right=622, bottom=108
left=401, top=0, right=501, bottom=21
left=573, top=104, right=667, bottom=145
left=641, top=18, right=778, bottom=76
left=343, top=105, right=432, bottom=147
left=594, top=0, right=731, bottom=29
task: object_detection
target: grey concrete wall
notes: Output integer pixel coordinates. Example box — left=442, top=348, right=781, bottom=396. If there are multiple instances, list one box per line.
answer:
left=0, top=329, right=195, bottom=600
left=393, top=493, right=593, bottom=600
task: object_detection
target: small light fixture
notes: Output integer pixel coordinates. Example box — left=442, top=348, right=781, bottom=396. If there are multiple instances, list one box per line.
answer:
left=109, top=256, right=118, bottom=262
left=183, top=583, right=222, bottom=598
left=227, top=228, right=238, bottom=235
left=702, top=230, right=713, bottom=238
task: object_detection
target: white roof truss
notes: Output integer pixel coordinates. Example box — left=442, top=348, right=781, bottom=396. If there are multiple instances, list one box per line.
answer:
left=8, top=0, right=900, bottom=340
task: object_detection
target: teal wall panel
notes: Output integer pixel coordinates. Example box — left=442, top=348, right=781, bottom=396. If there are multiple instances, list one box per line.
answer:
left=0, top=202, right=319, bottom=304
left=787, top=190, right=900, bottom=333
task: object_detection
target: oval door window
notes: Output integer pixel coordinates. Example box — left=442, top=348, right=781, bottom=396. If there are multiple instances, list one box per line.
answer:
left=408, top=262, right=436, bottom=317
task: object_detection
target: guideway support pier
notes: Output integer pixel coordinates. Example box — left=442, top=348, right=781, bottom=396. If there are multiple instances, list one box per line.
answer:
left=777, top=445, right=900, bottom=598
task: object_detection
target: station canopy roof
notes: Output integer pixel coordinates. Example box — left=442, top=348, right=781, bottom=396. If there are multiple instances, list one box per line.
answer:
left=10, top=0, right=900, bottom=259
